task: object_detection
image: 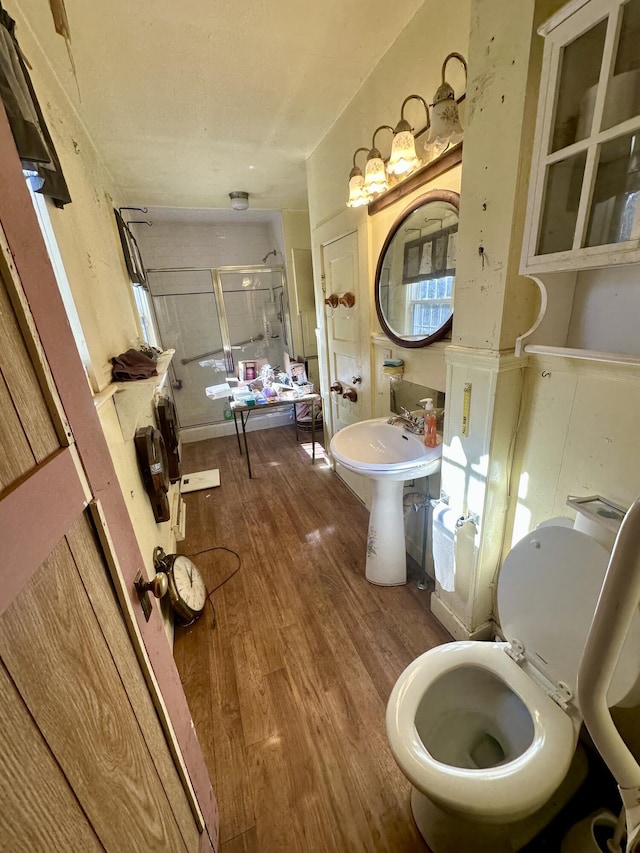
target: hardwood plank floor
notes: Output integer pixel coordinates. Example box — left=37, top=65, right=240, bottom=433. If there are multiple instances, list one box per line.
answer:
left=173, top=425, right=452, bottom=852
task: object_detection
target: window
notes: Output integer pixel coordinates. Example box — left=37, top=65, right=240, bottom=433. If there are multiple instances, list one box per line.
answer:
left=409, top=275, right=454, bottom=336
left=25, top=173, right=96, bottom=387
left=132, top=284, right=159, bottom=349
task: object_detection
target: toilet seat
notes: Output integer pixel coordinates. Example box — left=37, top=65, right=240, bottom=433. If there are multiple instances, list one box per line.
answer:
left=386, top=641, right=577, bottom=821
left=498, top=525, right=640, bottom=707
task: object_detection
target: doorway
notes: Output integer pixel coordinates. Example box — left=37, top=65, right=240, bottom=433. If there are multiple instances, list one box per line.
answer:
left=146, top=265, right=292, bottom=429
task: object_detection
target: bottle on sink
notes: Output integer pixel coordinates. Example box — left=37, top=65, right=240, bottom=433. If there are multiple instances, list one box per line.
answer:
left=420, top=398, right=438, bottom=448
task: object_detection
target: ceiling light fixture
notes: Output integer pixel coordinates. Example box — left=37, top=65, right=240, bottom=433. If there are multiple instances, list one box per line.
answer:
left=387, top=95, right=430, bottom=178
left=229, top=190, right=249, bottom=211
left=424, top=52, right=467, bottom=164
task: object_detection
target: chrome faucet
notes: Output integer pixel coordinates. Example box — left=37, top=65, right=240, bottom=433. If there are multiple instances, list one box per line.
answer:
left=387, top=407, right=425, bottom=435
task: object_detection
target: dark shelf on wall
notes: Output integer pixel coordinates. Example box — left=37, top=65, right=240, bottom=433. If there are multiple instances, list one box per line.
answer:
left=368, top=142, right=463, bottom=216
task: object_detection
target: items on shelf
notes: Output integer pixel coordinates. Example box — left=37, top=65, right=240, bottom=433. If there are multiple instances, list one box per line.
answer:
left=383, top=357, right=404, bottom=376
left=111, top=347, right=158, bottom=382
left=209, top=361, right=316, bottom=409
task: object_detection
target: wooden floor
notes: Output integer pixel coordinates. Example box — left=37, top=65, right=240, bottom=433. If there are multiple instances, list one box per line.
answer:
left=174, top=424, right=451, bottom=853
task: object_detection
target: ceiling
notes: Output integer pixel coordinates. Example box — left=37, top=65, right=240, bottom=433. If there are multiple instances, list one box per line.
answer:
left=15, top=0, right=427, bottom=212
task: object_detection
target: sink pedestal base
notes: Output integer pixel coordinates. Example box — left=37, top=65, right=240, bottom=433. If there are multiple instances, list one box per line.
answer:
left=365, top=479, right=406, bottom=585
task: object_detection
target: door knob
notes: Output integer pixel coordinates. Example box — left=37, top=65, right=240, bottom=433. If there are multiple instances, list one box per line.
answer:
left=324, top=294, right=339, bottom=308
left=342, top=387, right=358, bottom=402
left=330, top=381, right=343, bottom=394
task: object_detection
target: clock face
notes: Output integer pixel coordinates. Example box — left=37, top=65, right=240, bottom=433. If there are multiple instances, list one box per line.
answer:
left=172, top=556, right=206, bottom=614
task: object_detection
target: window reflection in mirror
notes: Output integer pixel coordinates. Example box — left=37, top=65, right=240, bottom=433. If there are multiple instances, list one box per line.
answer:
left=375, top=190, right=459, bottom=347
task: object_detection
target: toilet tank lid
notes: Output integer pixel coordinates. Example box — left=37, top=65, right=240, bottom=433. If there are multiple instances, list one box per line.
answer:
left=498, top=525, right=640, bottom=709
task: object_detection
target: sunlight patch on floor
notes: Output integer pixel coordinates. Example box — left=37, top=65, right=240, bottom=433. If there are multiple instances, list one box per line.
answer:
left=300, top=441, right=328, bottom=462
left=305, top=526, right=335, bottom=542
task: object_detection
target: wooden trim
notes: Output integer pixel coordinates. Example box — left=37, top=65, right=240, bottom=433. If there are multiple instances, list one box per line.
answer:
left=0, top=448, right=87, bottom=615
left=0, top=102, right=219, bottom=849
left=0, top=225, right=73, bottom=448
left=199, top=829, right=216, bottom=853
left=367, top=142, right=462, bottom=216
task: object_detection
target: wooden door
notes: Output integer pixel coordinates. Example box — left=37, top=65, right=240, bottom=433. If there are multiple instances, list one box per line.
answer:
left=321, top=231, right=362, bottom=435
left=0, top=105, right=217, bottom=851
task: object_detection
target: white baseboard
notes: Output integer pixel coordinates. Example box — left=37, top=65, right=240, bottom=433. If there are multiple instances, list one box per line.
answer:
left=430, top=593, right=493, bottom=641
left=179, top=409, right=292, bottom=444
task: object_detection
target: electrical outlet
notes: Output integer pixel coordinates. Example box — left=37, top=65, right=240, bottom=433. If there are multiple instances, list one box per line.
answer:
left=383, top=348, right=392, bottom=360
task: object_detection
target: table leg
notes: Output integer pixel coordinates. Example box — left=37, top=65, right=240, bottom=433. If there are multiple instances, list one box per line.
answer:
left=233, top=408, right=242, bottom=455
left=240, top=409, right=252, bottom=478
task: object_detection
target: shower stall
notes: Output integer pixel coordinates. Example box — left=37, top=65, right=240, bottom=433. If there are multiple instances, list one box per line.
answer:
left=145, top=265, right=293, bottom=432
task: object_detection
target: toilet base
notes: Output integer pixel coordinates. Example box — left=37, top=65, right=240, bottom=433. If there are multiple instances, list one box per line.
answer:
left=410, top=744, right=588, bottom=853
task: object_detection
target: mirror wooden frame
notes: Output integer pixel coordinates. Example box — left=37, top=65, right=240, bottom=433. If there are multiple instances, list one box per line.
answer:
left=374, top=188, right=460, bottom=348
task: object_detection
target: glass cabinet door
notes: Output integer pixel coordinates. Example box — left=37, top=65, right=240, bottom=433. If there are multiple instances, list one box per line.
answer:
left=549, top=17, right=607, bottom=153
left=530, top=0, right=640, bottom=266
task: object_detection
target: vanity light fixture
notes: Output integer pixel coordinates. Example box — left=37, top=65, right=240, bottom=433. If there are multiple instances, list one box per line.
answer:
left=344, top=51, right=467, bottom=210
left=346, top=147, right=370, bottom=208
left=229, top=190, right=249, bottom=211
left=363, top=125, right=394, bottom=196
left=424, top=52, right=467, bottom=164
left=387, top=95, right=430, bottom=177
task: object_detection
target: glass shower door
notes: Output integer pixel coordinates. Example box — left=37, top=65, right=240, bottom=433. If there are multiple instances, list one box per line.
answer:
left=218, top=267, right=291, bottom=376
left=147, top=269, right=229, bottom=427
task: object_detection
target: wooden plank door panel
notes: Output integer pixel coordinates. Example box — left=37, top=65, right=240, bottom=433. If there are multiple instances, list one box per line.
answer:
left=0, top=661, right=104, bottom=853
left=66, top=514, right=200, bottom=850
left=0, top=102, right=215, bottom=850
left=0, top=518, right=189, bottom=852
left=0, top=101, right=217, bottom=850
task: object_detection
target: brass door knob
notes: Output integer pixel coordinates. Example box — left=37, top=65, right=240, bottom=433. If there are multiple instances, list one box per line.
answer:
left=330, top=381, right=343, bottom=394
left=324, top=293, right=339, bottom=308
left=342, top=387, right=358, bottom=402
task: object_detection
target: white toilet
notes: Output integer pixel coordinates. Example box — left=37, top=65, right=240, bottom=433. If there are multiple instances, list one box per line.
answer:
left=386, top=521, right=640, bottom=853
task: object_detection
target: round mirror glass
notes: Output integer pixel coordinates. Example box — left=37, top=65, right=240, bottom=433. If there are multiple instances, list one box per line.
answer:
left=375, top=189, right=459, bottom=347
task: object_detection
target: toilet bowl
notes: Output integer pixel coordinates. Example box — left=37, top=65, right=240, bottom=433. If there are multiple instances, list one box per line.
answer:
left=386, top=523, right=640, bottom=852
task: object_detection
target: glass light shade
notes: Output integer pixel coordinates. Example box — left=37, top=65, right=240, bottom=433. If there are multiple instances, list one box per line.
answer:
left=425, top=83, right=463, bottom=150
left=423, top=139, right=448, bottom=164
left=229, top=190, right=249, bottom=211
left=364, top=154, right=388, bottom=195
left=387, top=129, right=421, bottom=176
left=346, top=172, right=369, bottom=207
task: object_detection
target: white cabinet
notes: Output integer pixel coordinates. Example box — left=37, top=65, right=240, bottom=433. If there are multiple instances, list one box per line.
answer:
left=518, top=0, right=640, bottom=363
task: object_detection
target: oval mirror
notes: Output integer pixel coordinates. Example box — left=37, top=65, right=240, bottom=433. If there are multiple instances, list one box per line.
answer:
left=375, top=189, right=460, bottom=347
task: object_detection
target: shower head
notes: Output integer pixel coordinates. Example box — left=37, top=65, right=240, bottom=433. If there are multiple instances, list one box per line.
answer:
left=262, top=249, right=277, bottom=264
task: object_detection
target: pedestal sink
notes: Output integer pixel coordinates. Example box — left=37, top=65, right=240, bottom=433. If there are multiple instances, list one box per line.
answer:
left=330, top=417, right=442, bottom=586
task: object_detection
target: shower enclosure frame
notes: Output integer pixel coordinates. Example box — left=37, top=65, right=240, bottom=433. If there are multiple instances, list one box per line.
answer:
left=143, top=263, right=293, bottom=431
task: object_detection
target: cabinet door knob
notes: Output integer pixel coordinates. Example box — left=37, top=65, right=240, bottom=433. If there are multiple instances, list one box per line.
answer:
left=330, top=381, right=343, bottom=394
left=324, top=293, right=339, bottom=308
left=342, top=388, right=358, bottom=402
left=338, top=291, right=356, bottom=308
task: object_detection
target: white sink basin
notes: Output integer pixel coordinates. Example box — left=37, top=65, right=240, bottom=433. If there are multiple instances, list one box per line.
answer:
left=330, top=417, right=442, bottom=481
left=330, top=418, right=443, bottom=587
